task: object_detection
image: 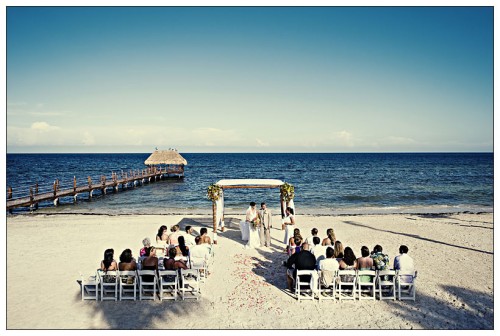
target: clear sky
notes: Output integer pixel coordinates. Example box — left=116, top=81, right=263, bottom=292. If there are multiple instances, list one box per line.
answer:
left=6, top=6, right=493, bottom=153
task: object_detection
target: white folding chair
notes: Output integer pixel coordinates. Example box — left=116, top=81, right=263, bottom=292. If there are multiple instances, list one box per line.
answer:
left=336, top=270, right=357, bottom=300
left=317, top=270, right=337, bottom=301
left=97, top=270, right=118, bottom=301
left=180, top=269, right=200, bottom=300
left=377, top=270, right=397, bottom=300
left=137, top=270, right=157, bottom=301
left=396, top=270, right=417, bottom=301
left=190, top=258, right=208, bottom=283
left=356, top=270, right=377, bottom=300
left=79, top=271, right=100, bottom=301
left=118, top=270, right=137, bottom=301
left=295, top=270, right=317, bottom=301
left=158, top=270, right=179, bottom=301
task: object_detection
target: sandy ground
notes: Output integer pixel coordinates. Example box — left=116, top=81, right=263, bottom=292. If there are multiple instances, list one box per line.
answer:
left=6, top=212, right=493, bottom=329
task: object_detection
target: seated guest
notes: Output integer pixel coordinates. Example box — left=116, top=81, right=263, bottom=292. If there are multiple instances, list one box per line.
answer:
left=156, top=225, right=169, bottom=244
left=168, top=225, right=181, bottom=245
left=305, top=228, right=319, bottom=246
left=200, top=228, right=212, bottom=244
left=139, top=237, right=151, bottom=257
left=309, top=237, right=322, bottom=255
left=100, top=248, right=117, bottom=272
left=176, top=236, right=190, bottom=258
left=318, top=247, right=339, bottom=272
left=394, top=245, right=415, bottom=282
left=338, top=246, right=357, bottom=283
left=164, top=247, right=188, bottom=270
left=318, top=247, right=339, bottom=286
left=356, top=246, right=374, bottom=283
left=141, top=246, right=158, bottom=282
left=119, top=248, right=137, bottom=271
left=189, top=236, right=210, bottom=263
left=284, top=243, right=316, bottom=291
left=371, top=244, right=390, bottom=271
left=183, top=225, right=196, bottom=246
left=288, top=237, right=302, bottom=256
left=333, top=240, right=344, bottom=260
left=288, top=228, right=303, bottom=255
left=321, top=228, right=336, bottom=246
left=339, top=246, right=357, bottom=270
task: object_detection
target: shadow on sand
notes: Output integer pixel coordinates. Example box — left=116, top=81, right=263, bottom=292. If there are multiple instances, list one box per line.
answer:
left=342, top=220, right=493, bottom=255
left=383, top=284, right=493, bottom=329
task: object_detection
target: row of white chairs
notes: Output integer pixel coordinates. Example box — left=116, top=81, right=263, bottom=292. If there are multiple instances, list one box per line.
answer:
left=295, top=269, right=417, bottom=302
left=79, top=267, right=205, bottom=301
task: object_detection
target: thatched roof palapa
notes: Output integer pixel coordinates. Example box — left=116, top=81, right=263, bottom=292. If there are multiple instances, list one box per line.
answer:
left=144, top=150, right=188, bottom=166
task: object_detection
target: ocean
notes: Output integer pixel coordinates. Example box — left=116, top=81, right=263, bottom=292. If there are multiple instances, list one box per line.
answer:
left=6, top=153, right=493, bottom=215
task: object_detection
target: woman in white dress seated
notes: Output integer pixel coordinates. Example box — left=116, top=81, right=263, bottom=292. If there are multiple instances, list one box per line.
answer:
left=245, top=202, right=261, bottom=249
left=282, top=207, right=295, bottom=252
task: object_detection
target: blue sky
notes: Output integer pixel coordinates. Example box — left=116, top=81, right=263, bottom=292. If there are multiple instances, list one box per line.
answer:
left=6, top=7, right=493, bottom=153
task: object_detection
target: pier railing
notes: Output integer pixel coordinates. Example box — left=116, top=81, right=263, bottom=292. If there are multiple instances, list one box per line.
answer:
left=6, top=166, right=184, bottom=211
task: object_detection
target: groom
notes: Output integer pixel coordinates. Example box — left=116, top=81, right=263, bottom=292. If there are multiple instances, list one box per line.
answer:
left=258, top=202, right=272, bottom=247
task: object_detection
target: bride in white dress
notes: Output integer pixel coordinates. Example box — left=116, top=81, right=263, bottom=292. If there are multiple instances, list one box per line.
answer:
left=245, top=202, right=261, bottom=249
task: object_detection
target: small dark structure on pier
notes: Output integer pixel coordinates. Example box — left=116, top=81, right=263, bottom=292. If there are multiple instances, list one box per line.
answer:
left=144, top=149, right=187, bottom=178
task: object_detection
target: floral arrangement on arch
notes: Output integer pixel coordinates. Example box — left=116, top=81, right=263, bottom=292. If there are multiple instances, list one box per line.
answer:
left=207, top=183, right=223, bottom=202
left=280, top=182, right=295, bottom=202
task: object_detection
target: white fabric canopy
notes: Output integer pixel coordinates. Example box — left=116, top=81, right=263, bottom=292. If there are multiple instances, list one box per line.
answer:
left=216, top=179, right=284, bottom=187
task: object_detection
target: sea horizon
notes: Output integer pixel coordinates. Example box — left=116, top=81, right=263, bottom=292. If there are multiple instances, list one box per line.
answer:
left=6, top=152, right=494, bottom=216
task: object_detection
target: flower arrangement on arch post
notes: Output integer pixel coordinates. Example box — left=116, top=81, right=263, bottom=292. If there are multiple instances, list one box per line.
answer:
left=280, top=182, right=295, bottom=203
left=207, top=183, right=223, bottom=202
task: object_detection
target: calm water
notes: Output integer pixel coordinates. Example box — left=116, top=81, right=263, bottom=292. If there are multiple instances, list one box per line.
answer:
left=6, top=153, right=493, bottom=215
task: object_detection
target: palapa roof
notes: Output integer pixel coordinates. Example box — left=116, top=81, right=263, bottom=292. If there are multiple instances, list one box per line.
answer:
left=144, top=150, right=187, bottom=165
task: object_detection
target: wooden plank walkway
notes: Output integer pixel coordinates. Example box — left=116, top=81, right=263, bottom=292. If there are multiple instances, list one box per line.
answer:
left=7, top=166, right=184, bottom=211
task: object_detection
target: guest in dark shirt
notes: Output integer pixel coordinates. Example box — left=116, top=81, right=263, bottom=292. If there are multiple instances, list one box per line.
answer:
left=284, top=243, right=316, bottom=291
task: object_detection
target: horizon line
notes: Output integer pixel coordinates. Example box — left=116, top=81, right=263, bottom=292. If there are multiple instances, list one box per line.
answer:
left=6, top=151, right=494, bottom=154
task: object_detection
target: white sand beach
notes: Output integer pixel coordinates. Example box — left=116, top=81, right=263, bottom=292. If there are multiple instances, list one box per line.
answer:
left=6, top=212, right=493, bottom=329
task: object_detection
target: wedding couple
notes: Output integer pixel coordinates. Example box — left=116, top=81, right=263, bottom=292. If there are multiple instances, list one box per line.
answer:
left=245, top=202, right=272, bottom=249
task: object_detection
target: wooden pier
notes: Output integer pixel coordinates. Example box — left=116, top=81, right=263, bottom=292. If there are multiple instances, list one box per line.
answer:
left=6, top=166, right=184, bottom=212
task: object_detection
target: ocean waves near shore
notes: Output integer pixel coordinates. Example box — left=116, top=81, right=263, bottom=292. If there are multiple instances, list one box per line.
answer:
left=6, top=152, right=493, bottom=215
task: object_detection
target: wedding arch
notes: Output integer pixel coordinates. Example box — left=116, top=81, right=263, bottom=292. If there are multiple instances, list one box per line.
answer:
left=206, top=179, right=295, bottom=243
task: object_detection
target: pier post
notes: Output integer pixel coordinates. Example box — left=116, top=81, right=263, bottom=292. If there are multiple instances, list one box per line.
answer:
left=112, top=172, right=118, bottom=192
left=88, top=176, right=93, bottom=199
left=73, top=176, right=77, bottom=192
left=101, top=175, right=106, bottom=195
left=53, top=180, right=60, bottom=206
left=7, top=186, right=12, bottom=214
left=34, top=182, right=39, bottom=210
left=29, top=187, right=34, bottom=211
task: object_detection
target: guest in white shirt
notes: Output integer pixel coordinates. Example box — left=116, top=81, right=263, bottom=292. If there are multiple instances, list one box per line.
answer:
left=305, top=228, right=319, bottom=247
left=182, top=225, right=196, bottom=246
left=318, top=247, right=339, bottom=286
left=318, top=247, right=340, bottom=272
left=189, top=236, right=210, bottom=262
left=394, top=245, right=415, bottom=282
left=309, top=237, right=322, bottom=255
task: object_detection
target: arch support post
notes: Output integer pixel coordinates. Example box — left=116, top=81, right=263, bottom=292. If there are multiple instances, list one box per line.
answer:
left=212, top=201, right=217, bottom=244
